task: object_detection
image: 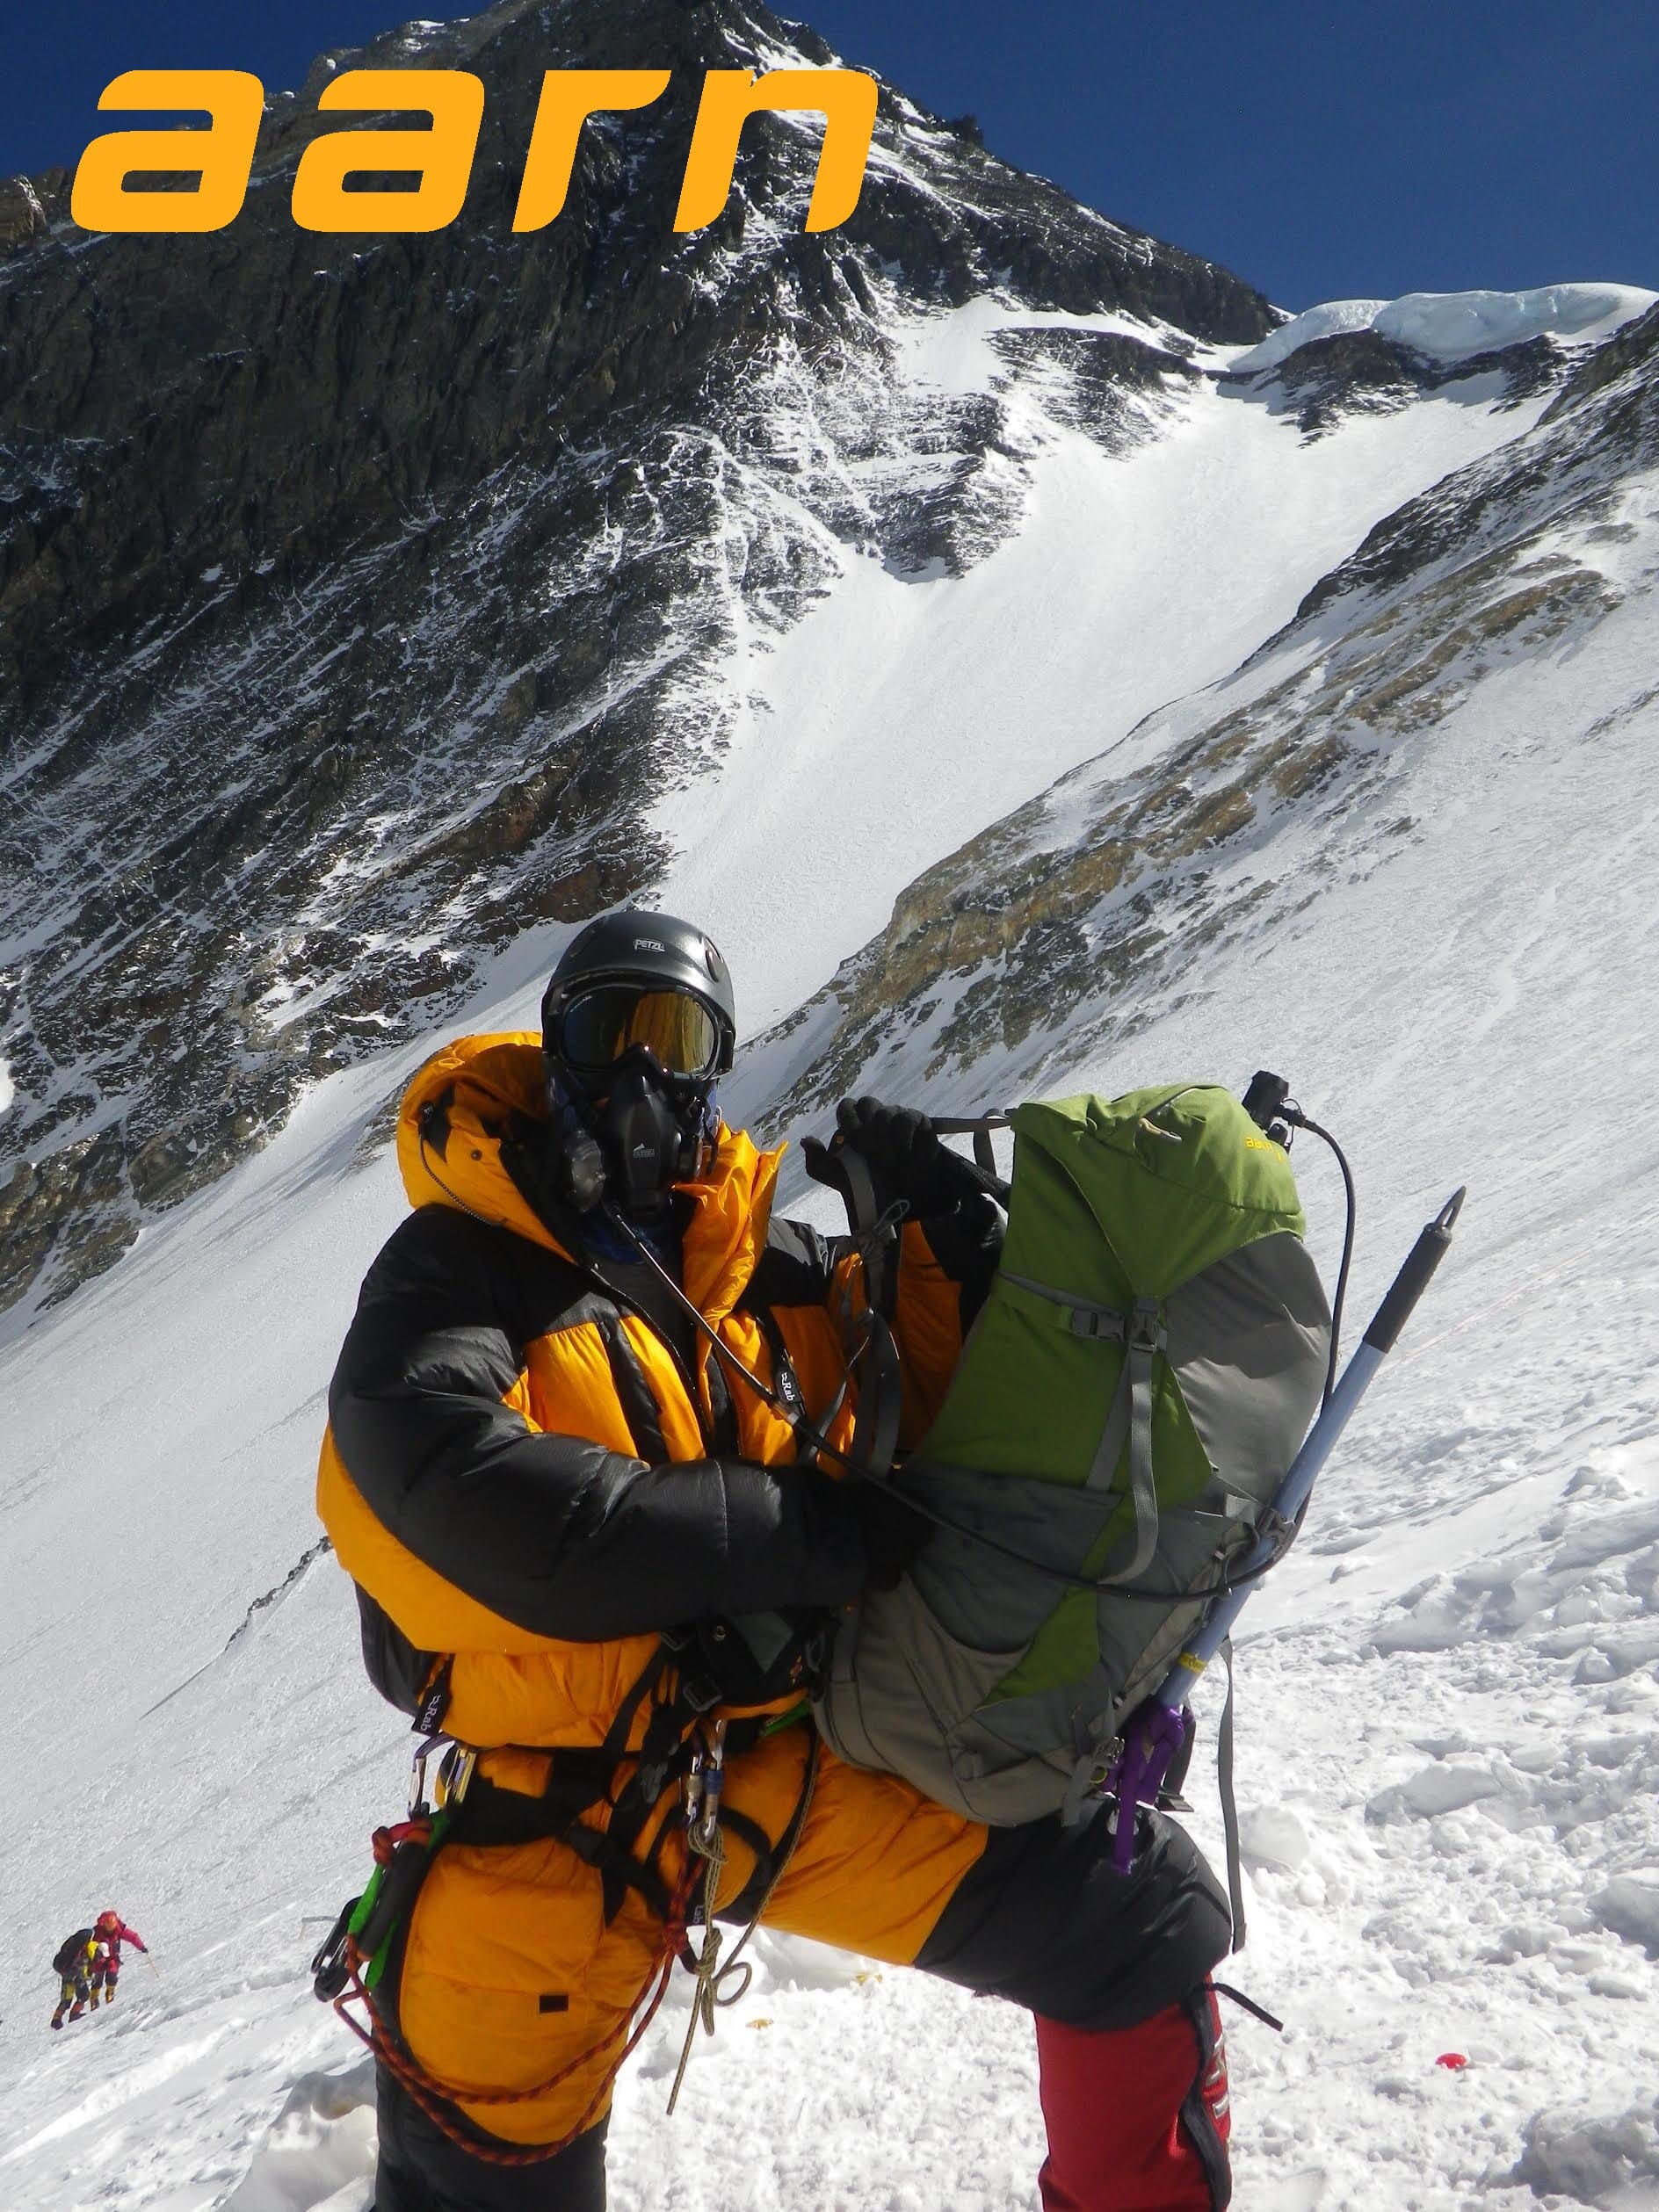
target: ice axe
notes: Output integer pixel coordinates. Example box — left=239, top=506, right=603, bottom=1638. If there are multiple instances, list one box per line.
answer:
left=1102, top=1184, right=1467, bottom=1872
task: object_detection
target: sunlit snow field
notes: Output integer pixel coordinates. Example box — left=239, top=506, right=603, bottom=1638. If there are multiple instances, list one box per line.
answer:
left=3, top=286, right=1657, bottom=2211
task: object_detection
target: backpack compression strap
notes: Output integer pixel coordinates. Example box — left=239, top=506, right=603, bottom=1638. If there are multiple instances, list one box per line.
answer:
left=996, top=1270, right=1167, bottom=1584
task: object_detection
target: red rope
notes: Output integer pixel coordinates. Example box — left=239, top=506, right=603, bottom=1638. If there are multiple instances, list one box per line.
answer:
left=371, top=1818, right=431, bottom=1867
left=333, top=1856, right=697, bottom=2168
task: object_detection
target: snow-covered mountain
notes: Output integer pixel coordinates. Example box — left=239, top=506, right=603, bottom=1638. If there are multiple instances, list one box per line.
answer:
left=0, top=0, right=1272, bottom=1321
left=2, top=0, right=1649, bottom=1334
left=736, top=288, right=1659, bottom=1151
left=3, top=0, right=1657, bottom=2204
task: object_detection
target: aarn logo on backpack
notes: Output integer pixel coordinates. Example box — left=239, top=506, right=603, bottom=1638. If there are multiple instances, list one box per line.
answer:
left=69, top=67, right=878, bottom=236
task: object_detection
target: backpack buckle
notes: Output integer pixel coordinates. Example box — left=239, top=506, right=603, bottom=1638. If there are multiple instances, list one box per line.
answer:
left=1127, top=1303, right=1164, bottom=1356
left=680, top=1673, right=724, bottom=1716
left=1061, top=1733, right=1122, bottom=1826
left=1069, top=1306, right=1126, bottom=1341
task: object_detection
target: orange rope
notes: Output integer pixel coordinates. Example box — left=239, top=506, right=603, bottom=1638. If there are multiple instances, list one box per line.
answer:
left=333, top=1854, right=697, bottom=2168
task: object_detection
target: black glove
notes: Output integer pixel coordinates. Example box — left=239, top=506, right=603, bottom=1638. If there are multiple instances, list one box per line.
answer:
left=844, top=1477, right=931, bottom=1592
left=802, top=1096, right=963, bottom=1218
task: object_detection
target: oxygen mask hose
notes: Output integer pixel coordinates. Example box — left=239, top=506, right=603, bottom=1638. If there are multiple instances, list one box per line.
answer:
left=1243, top=1071, right=1357, bottom=1403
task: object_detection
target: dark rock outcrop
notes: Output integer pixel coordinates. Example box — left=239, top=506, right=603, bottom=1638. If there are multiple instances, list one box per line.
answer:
left=1228, top=327, right=1563, bottom=440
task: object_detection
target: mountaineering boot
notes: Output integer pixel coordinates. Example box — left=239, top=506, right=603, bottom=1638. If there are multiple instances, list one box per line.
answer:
left=68, top=2002, right=86, bottom=2022
left=1034, top=1984, right=1231, bottom=2209
left=88, top=1989, right=100, bottom=2008
left=51, top=2012, right=65, bottom=2030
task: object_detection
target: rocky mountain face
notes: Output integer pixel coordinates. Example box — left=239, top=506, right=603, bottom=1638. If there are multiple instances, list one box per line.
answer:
left=5, top=0, right=1649, bottom=1330
left=747, top=300, right=1659, bottom=1146
left=0, top=0, right=1273, bottom=1319
left=1235, top=325, right=1560, bottom=441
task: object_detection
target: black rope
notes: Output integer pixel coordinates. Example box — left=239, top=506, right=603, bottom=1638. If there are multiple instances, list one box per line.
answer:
left=599, top=1198, right=901, bottom=1476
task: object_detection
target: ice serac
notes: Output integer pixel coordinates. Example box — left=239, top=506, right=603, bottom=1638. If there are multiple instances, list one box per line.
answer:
left=1223, top=283, right=1656, bottom=443
left=0, top=0, right=1271, bottom=1319
left=1232, top=284, right=1654, bottom=377
left=746, top=297, right=1659, bottom=1138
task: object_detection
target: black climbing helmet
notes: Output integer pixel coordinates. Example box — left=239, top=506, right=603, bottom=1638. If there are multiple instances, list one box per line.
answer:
left=540, top=910, right=736, bottom=1087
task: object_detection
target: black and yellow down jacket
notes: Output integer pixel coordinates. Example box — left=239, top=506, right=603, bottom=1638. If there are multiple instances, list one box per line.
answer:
left=319, top=1031, right=988, bottom=1745
left=318, top=1035, right=1231, bottom=2149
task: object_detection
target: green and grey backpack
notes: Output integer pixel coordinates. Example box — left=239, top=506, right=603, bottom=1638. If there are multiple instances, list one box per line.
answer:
left=814, top=1084, right=1332, bottom=1825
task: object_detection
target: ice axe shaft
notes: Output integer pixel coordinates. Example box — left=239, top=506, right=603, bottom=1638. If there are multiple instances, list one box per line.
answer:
left=1107, top=1186, right=1466, bottom=1869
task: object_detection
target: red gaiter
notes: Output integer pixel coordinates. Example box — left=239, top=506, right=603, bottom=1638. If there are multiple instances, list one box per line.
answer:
left=1034, top=1984, right=1232, bottom=2212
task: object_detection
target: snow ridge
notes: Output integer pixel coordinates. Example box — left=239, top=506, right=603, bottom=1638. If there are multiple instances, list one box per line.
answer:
left=1233, top=283, right=1656, bottom=377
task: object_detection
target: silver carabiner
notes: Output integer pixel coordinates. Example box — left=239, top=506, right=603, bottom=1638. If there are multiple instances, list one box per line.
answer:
left=684, top=1736, right=707, bottom=1829
left=436, top=1743, right=476, bottom=1809
left=410, top=1734, right=453, bottom=1815
left=694, top=1718, right=728, bottom=1849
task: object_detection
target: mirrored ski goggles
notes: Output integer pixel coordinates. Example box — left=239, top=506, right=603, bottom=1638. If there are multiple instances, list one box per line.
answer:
left=556, top=984, right=725, bottom=1080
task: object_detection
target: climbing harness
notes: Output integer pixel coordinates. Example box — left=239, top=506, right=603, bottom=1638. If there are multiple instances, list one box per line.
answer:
left=317, top=1800, right=699, bottom=2169
left=311, top=1642, right=822, bottom=2160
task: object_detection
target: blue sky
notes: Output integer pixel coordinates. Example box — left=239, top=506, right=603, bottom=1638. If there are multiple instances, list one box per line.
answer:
left=5, top=0, right=1655, bottom=309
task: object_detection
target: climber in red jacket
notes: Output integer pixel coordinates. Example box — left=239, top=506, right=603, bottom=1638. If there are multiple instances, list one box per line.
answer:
left=88, top=1911, right=148, bottom=2009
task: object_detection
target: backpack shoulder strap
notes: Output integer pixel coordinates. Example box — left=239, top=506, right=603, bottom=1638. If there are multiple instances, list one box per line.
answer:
left=836, top=1146, right=904, bottom=1482
left=925, top=1113, right=1013, bottom=1198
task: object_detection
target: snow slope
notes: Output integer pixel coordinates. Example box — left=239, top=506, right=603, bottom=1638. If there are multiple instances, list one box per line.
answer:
left=4, top=293, right=1658, bottom=2211
left=652, top=288, right=1584, bottom=1027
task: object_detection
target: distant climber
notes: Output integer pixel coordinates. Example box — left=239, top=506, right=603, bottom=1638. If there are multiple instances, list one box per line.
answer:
left=48, top=1912, right=148, bottom=2028
left=49, top=1928, right=97, bottom=2029
left=88, top=1910, right=148, bottom=2008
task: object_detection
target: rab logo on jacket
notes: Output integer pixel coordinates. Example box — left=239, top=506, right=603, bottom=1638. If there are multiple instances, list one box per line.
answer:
left=69, top=67, right=878, bottom=237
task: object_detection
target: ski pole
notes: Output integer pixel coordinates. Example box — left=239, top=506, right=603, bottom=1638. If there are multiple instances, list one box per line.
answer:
left=1105, top=1185, right=1466, bottom=1869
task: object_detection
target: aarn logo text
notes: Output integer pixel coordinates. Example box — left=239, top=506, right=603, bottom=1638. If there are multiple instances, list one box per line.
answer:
left=70, top=68, right=878, bottom=236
